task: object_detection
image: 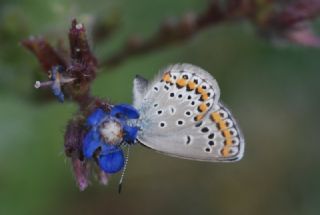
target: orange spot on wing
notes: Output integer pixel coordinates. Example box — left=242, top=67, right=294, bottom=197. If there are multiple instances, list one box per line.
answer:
left=198, top=103, right=208, bottom=113
left=162, top=73, right=171, bottom=83
left=187, top=81, right=196, bottom=90
left=195, top=114, right=204, bottom=121
left=211, top=112, right=222, bottom=123
left=211, top=111, right=235, bottom=158
left=225, top=138, right=232, bottom=146
left=222, top=129, right=232, bottom=139
left=222, top=147, right=230, bottom=156
left=222, top=139, right=233, bottom=157
left=196, top=86, right=205, bottom=94
left=201, top=92, right=209, bottom=101
left=218, top=121, right=228, bottom=130
left=176, top=78, right=187, bottom=87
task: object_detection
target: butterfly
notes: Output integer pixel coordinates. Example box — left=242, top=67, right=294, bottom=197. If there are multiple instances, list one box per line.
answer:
left=132, top=63, right=245, bottom=162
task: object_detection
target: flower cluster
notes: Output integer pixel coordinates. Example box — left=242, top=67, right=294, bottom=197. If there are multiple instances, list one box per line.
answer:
left=23, top=19, right=97, bottom=105
left=83, top=104, right=139, bottom=173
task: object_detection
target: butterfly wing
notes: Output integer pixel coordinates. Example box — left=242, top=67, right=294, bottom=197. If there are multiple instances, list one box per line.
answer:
left=133, top=63, right=244, bottom=162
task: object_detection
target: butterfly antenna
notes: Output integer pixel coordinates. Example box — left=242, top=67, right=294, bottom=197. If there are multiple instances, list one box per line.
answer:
left=118, top=145, right=130, bottom=194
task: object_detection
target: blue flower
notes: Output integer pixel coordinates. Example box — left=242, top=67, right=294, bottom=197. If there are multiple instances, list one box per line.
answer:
left=34, top=65, right=76, bottom=102
left=83, top=104, right=139, bottom=173
left=50, top=66, right=65, bottom=102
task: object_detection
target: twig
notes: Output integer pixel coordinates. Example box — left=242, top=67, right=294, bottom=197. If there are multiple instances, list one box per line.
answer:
left=101, top=0, right=253, bottom=67
left=101, top=0, right=320, bottom=68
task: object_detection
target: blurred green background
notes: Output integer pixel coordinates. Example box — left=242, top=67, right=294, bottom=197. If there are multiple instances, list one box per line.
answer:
left=1, top=0, right=320, bottom=215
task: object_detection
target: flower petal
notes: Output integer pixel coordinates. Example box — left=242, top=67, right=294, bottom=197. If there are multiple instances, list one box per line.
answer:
left=98, top=147, right=124, bottom=173
left=111, top=104, right=139, bottom=119
left=82, top=130, right=101, bottom=158
left=100, top=143, right=117, bottom=153
left=86, top=108, right=106, bottom=126
left=51, top=81, right=64, bottom=102
left=50, top=66, right=65, bottom=102
left=123, top=125, right=138, bottom=144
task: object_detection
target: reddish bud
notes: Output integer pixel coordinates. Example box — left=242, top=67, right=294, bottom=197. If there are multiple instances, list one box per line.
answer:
left=21, top=36, right=67, bottom=73
left=71, top=158, right=90, bottom=191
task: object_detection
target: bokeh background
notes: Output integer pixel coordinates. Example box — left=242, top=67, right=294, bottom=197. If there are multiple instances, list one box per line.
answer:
left=1, top=0, right=320, bottom=215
